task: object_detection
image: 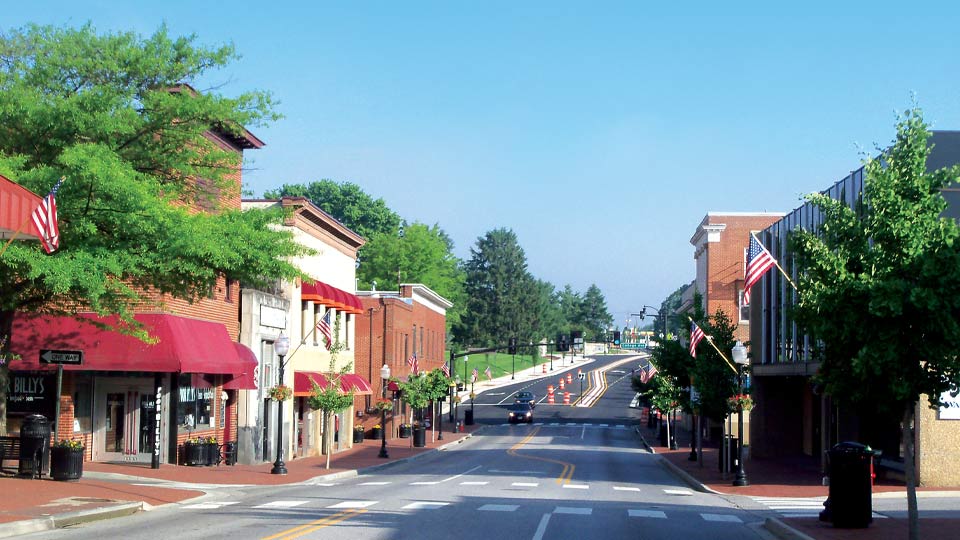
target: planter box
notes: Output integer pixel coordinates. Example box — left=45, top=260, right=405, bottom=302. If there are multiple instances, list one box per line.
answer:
left=398, top=426, right=411, bottom=438
left=183, top=442, right=206, bottom=466
left=371, top=427, right=383, bottom=441
left=353, top=430, right=364, bottom=444
left=49, top=447, right=84, bottom=481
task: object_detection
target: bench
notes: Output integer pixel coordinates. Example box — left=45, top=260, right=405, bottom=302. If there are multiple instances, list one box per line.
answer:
left=0, top=435, right=42, bottom=478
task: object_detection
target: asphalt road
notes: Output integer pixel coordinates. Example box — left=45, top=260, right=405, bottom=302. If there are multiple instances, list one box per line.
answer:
left=32, top=354, right=772, bottom=540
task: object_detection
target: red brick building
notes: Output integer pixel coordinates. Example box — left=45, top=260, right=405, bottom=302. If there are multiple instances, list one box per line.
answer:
left=354, top=284, right=452, bottom=438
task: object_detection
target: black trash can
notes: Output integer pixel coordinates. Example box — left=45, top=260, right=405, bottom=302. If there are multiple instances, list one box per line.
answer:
left=412, top=427, right=426, bottom=447
left=658, top=424, right=668, bottom=447
left=719, top=436, right=739, bottom=472
left=224, top=441, right=238, bottom=466
left=18, top=414, right=50, bottom=478
left=820, top=442, right=878, bottom=528
left=464, top=410, right=474, bottom=426
left=353, top=429, right=364, bottom=444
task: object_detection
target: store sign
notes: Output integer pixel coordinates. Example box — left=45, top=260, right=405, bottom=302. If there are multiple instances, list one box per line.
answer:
left=939, top=386, right=960, bottom=420
left=260, top=305, right=286, bottom=329
left=6, top=373, right=56, bottom=413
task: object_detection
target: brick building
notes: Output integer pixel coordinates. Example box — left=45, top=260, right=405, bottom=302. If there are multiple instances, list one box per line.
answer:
left=354, top=284, right=452, bottom=439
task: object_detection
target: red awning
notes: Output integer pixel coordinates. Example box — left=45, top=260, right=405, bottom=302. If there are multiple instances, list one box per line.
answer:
left=294, top=371, right=330, bottom=396
left=301, top=280, right=362, bottom=314
left=0, top=174, right=42, bottom=242
left=340, top=374, right=373, bottom=395
left=9, top=312, right=252, bottom=375
left=223, top=343, right=259, bottom=390
left=387, top=381, right=401, bottom=392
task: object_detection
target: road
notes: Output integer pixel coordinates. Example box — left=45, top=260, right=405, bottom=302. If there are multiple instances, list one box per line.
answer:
left=32, top=354, right=771, bottom=540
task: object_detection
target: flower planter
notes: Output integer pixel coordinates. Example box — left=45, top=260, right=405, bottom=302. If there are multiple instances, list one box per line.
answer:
left=50, top=447, right=84, bottom=481
left=183, top=442, right=206, bottom=466
left=371, top=427, right=383, bottom=441
left=412, top=427, right=426, bottom=448
left=204, top=442, right=219, bottom=466
left=353, top=430, right=364, bottom=444
left=398, top=425, right=411, bottom=438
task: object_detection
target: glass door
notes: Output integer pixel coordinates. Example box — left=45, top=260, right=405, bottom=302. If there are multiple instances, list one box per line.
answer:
left=95, top=380, right=154, bottom=463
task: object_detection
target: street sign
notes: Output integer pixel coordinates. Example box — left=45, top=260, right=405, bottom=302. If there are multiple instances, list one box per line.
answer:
left=39, top=349, right=83, bottom=365
left=621, top=343, right=647, bottom=350
left=578, top=372, right=585, bottom=380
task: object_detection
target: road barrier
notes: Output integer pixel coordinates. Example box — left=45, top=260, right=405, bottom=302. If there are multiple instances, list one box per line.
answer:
left=563, top=392, right=571, bottom=405
left=559, top=378, right=565, bottom=390
left=566, top=373, right=572, bottom=384
left=542, top=363, right=546, bottom=374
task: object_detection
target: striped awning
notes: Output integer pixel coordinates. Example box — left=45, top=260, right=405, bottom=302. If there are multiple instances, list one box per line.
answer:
left=301, top=280, right=362, bottom=314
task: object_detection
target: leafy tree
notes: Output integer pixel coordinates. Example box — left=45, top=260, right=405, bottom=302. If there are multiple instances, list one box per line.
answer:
left=263, top=180, right=400, bottom=239
left=791, top=109, right=960, bottom=540
left=307, top=326, right=355, bottom=470
left=456, top=228, right=537, bottom=348
left=397, top=372, right=432, bottom=425
left=530, top=279, right=564, bottom=346
left=0, top=23, right=304, bottom=432
left=579, top=284, right=613, bottom=341
left=689, top=309, right=739, bottom=423
left=558, top=285, right=583, bottom=331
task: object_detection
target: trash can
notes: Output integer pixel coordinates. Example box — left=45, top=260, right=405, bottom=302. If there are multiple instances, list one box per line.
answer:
left=224, top=441, right=238, bottom=466
left=658, top=424, right=668, bottom=447
left=19, top=414, right=50, bottom=478
left=719, top=436, right=739, bottom=472
left=464, top=409, right=474, bottom=426
left=820, top=442, right=879, bottom=528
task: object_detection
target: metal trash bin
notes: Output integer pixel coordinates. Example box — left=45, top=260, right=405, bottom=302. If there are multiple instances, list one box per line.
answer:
left=224, top=441, right=238, bottom=466
left=19, top=414, right=51, bottom=478
left=719, top=436, right=739, bottom=472
left=464, top=410, right=474, bottom=426
left=820, top=442, right=879, bottom=528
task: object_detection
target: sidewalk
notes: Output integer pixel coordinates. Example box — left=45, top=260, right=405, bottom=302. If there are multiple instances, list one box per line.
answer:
left=640, top=418, right=960, bottom=540
left=0, top=354, right=602, bottom=537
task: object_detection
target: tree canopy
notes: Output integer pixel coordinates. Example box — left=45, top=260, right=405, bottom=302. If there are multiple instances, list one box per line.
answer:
left=0, top=23, right=305, bottom=429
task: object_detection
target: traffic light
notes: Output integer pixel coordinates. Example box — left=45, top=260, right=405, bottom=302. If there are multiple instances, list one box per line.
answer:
left=613, top=331, right=621, bottom=346
left=508, top=337, right=517, bottom=355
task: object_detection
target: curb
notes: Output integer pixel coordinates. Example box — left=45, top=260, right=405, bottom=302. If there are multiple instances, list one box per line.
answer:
left=0, top=502, right=143, bottom=539
left=762, top=518, right=816, bottom=540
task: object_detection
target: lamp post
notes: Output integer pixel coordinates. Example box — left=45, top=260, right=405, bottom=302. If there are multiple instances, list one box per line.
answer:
left=379, top=363, right=391, bottom=459
left=270, top=333, right=290, bottom=475
left=731, top=341, right=749, bottom=487
left=549, top=340, right=554, bottom=371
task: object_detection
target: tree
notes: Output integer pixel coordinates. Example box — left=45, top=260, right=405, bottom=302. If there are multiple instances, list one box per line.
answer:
left=307, top=317, right=355, bottom=470
left=263, top=180, right=400, bottom=239
left=0, top=23, right=304, bottom=432
left=791, top=109, right=960, bottom=540
left=397, top=372, right=432, bottom=425
left=579, top=284, right=613, bottom=341
left=455, top=228, right=537, bottom=348
left=530, top=279, right=564, bottom=346
left=558, top=285, right=583, bottom=331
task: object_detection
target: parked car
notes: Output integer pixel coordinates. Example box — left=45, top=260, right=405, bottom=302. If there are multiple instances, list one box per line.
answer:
left=507, top=402, right=535, bottom=424
left=514, top=391, right=536, bottom=408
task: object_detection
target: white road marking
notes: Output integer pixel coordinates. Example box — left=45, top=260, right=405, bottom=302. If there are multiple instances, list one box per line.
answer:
left=328, top=501, right=378, bottom=509
left=411, top=481, right=440, bottom=485
left=664, top=488, right=693, bottom=496
left=440, top=465, right=482, bottom=483
left=512, top=482, right=539, bottom=487
left=255, top=500, right=309, bottom=508
left=554, top=506, right=592, bottom=515
left=489, top=469, right=542, bottom=474
left=531, top=513, right=551, bottom=540
left=628, top=509, right=667, bottom=519
left=614, top=486, right=641, bottom=492
left=562, top=484, right=589, bottom=490
left=359, top=481, right=391, bottom=486
left=479, top=504, right=519, bottom=512
left=402, top=502, right=450, bottom=510
left=183, top=502, right=238, bottom=509
left=460, top=481, right=489, bottom=486
left=701, top=513, right=743, bottom=523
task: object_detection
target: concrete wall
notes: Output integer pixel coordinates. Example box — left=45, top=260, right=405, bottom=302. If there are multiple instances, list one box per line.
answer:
left=918, top=395, right=960, bottom=487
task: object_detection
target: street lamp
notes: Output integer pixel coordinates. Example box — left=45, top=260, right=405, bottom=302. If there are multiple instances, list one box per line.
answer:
left=270, top=333, right=290, bottom=475
left=731, top=341, right=749, bottom=487
left=549, top=340, right=554, bottom=371
left=378, top=363, right=391, bottom=459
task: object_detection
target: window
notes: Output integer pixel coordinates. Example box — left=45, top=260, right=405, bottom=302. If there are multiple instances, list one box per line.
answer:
left=739, top=289, right=750, bottom=324
left=226, top=279, right=235, bottom=303
left=345, top=313, right=351, bottom=350
left=176, top=374, right=213, bottom=431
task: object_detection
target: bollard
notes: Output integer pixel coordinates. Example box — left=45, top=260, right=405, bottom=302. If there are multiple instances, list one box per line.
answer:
left=542, top=364, right=546, bottom=374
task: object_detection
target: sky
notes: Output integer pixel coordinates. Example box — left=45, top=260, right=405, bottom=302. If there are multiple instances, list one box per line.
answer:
left=6, top=2, right=960, bottom=325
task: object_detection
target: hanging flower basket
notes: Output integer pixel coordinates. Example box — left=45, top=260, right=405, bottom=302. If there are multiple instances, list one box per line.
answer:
left=727, top=393, right=754, bottom=412
left=374, top=397, right=394, bottom=412
left=268, top=384, right=293, bottom=401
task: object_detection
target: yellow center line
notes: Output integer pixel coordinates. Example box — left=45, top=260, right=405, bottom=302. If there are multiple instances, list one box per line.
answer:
left=262, top=508, right=365, bottom=540
left=506, top=426, right=576, bottom=484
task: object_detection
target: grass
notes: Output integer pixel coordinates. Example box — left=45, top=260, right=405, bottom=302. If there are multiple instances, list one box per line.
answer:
left=444, top=351, right=570, bottom=382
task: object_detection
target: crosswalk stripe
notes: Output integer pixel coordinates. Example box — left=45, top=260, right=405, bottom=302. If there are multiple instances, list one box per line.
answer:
left=402, top=502, right=450, bottom=510
left=512, top=482, right=539, bottom=487
left=411, top=481, right=440, bottom=485
left=614, top=486, right=641, bottom=492
left=479, top=504, right=519, bottom=512
left=554, top=507, right=592, bottom=515
left=460, top=481, right=489, bottom=485
left=328, top=501, right=378, bottom=509
left=359, top=481, right=391, bottom=486
left=255, top=500, right=309, bottom=508
left=562, top=484, right=589, bottom=490
left=628, top=509, right=667, bottom=519
left=701, top=513, right=743, bottom=523
left=664, top=489, right=693, bottom=496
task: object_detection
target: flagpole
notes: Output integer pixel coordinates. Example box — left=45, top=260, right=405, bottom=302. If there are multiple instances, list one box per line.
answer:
left=751, top=232, right=798, bottom=291
left=0, top=176, right=67, bottom=258
left=687, top=316, right=739, bottom=375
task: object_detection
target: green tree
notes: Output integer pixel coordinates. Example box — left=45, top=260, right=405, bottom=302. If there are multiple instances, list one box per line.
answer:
left=530, top=279, right=564, bottom=346
left=558, top=285, right=583, bottom=331
left=263, top=180, right=400, bottom=239
left=306, top=322, right=355, bottom=470
left=397, top=372, right=432, bottom=425
left=456, top=228, right=537, bottom=348
left=791, top=109, right=960, bottom=540
left=689, top=309, right=739, bottom=424
left=579, top=284, right=613, bottom=341
left=0, top=23, right=303, bottom=432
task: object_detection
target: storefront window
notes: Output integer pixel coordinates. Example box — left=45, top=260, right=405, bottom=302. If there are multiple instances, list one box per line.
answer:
left=72, top=374, right=93, bottom=433
left=176, top=374, right=213, bottom=431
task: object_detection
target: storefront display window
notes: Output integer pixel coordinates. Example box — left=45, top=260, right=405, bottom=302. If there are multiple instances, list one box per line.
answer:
left=176, top=374, right=213, bottom=431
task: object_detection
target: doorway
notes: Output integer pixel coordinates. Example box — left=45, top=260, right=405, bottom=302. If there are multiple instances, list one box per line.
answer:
left=94, top=378, right=155, bottom=462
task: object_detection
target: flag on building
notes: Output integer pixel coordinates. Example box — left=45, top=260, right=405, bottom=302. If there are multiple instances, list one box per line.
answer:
left=484, top=366, right=492, bottom=380
left=689, top=320, right=705, bottom=358
left=441, top=362, right=450, bottom=377
left=31, top=177, right=64, bottom=254
left=316, top=311, right=333, bottom=350
left=744, top=234, right=777, bottom=304
left=641, top=364, right=658, bottom=383
left=471, top=367, right=478, bottom=382
left=407, top=352, right=419, bottom=374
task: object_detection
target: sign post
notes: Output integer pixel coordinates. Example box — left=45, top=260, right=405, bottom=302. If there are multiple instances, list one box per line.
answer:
left=40, top=350, right=83, bottom=445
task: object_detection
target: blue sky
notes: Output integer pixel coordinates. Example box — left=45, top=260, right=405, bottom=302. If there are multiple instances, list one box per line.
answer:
left=7, top=2, right=960, bottom=324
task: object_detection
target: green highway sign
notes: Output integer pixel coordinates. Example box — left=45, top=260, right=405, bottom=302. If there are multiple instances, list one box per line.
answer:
left=621, top=343, right=647, bottom=350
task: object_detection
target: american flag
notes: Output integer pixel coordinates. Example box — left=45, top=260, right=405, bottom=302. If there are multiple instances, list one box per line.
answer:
left=744, top=234, right=777, bottom=305
left=406, top=352, right=419, bottom=374
left=640, top=364, right=658, bottom=384
left=689, top=320, right=705, bottom=358
left=31, top=177, right=64, bottom=254
left=316, top=311, right=333, bottom=350
left=441, top=362, right=450, bottom=377
left=484, top=366, right=492, bottom=380
left=471, top=367, right=478, bottom=382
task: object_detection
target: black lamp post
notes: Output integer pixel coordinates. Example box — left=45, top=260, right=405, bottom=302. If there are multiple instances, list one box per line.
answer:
left=549, top=340, right=554, bottom=371
left=732, top=341, right=749, bottom=487
left=270, top=333, right=290, bottom=475
left=378, top=363, right=391, bottom=458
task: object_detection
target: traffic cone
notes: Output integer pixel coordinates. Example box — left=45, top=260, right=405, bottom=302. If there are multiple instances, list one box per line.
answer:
left=559, top=378, right=565, bottom=390
left=563, top=392, right=570, bottom=405
left=566, top=373, right=572, bottom=384
left=542, top=363, right=546, bottom=374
